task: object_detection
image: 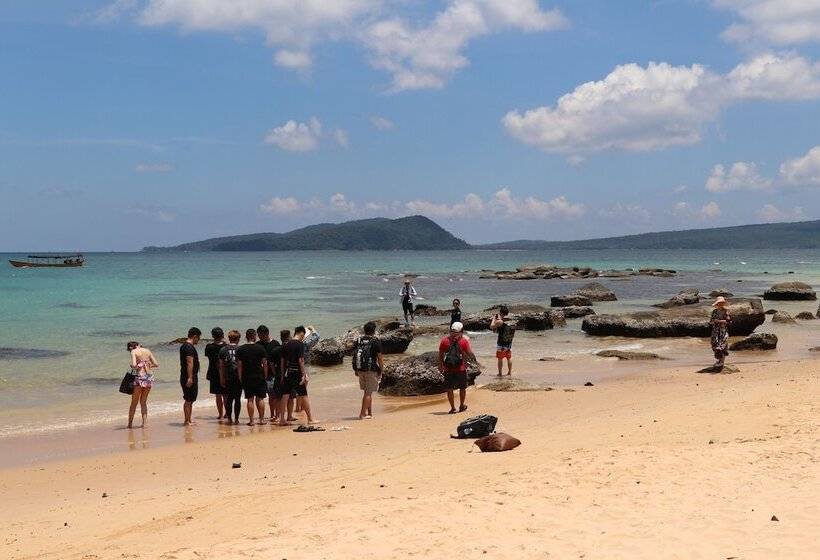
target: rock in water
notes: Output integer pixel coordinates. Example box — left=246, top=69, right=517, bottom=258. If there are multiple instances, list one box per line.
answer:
left=574, top=282, right=617, bottom=301
left=653, top=288, right=700, bottom=308
left=763, top=282, right=816, bottom=301
left=596, top=350, right=665, bottom=360
left=709, top=289, right=734, bottom=298
left=547, top=309, right=567, bottom=327
left=378, top=328, right=414, bottom=354
left=515, top=313, right=553, bottom=331
left=729, top=333, right=778, bottom=351
left=771, top=311, right=797, bottom=324
left=795, top=311, right=816, bottom=320
left=551, top=295, right=593, bottom=307
left=582, top=298, right=765, bottom=338
left=379, top=351, right=481, bottom=396
left=560, top=306, right=595, bottom=319
left=309, top=338, right=345, bottom=366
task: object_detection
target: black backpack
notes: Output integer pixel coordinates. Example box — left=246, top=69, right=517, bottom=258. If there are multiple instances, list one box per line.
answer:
left=443, top=338, right=464, bottom=369
left=498, top=322, right=515, bottom=346
left=453, top=415, right=498, bottom=439
left=223, top=346, right=238, bottom=379
left=352, top=336, right=376, bottom=372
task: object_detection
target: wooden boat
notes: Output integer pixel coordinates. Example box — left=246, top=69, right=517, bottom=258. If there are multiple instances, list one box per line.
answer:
left=9, top=254, right=84, bottom=268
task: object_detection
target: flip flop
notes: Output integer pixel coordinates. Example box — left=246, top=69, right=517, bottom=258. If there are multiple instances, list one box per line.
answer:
left=459, top=405, right=468, bottom=413
left=293, top=425, right=310, bottom=432
left=448, top=408, right=457, bottom=414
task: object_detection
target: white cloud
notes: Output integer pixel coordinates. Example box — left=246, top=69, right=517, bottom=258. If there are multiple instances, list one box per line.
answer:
left=405, top=193, right=486, bottom=218
left=369, top=116, right=395, bottom=130
left=131, top=204, right=175, bottom=223
left=85, top=0, right=139, bottom=24
left=333, top=129, right=350, bottom=148
left=673, top=185, right=688, bottom=193
left=135, top=162, right=173, bottom=173
left=503, top=53, right=820, bottom=155
left=779, top=145, right=820, bottom=186
left=363, top=0, right=567, bottom=91
left=672, top=201, right=690, bottom=216
left=260, top=196, right=302, bottom=214
left=405, top=189, right=584, bottom=220
left=120, top=0, right=566, bottom=90
left=274, top=49, right=312, bottom=71
left=705, top=161, right=772, bottom=192
left=756, top=203, right=805, bottom=222
left=264, top=117, right=322, bottom=152
left=329, top=192, right=356, bottom=213
left=714, top=0, right=820, bottom=46
left=700, top=201, right=722, bottom=220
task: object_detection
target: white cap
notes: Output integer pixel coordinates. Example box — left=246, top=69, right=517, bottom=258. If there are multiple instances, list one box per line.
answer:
left=450, top=321, right=464, bottom=332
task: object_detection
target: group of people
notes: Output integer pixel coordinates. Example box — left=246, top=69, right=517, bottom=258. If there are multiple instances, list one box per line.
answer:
left=123, top=278, right=526, bottom=428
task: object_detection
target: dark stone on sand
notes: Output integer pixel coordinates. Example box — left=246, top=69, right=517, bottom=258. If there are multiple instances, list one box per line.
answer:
left=653, top=288, right=700, bottom=308
left=309, top=338, right=345, bottom=366
left=765, top=309, right=778, bottom=315
left=771, top=515, right=779, bottom=522
left=809, top=347, right=820, bottom=352
left=729, top=333, right=778, bottom=351
left=0, top=347, right=71, bottom=360
left=538, top=356, right=563, bottom=362
left=709, top=289, right=734, bottom=298
left=763, top=282, right=816, bottom=301
left=232, top=463, right=241, bottom=469
left=575, top=282, right=617, bottom=301
left=771, top=311, right=797, bottom=324
left=379, top=351, right=481, bottom=396
left=584, top=382, right=594, bottom=387
left=698, top=364, right=740, bottom=374
left=795, top=311, right=816, bottom=320
left=551, top=295, right=593, bottom=307
left=582, top=298, right=765, bottom=338
left=481, top=379, right=549, bottom=392
left=561, top=306, right=595, bottom=319
left=596, top=350, right=665, bottom=360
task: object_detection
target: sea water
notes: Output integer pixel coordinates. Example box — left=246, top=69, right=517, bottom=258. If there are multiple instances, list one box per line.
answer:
left=1, top=249, right=818, bottom=443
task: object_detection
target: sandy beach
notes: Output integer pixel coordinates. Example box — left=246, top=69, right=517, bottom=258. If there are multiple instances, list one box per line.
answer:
left=2, top=354, right=818, bottom=560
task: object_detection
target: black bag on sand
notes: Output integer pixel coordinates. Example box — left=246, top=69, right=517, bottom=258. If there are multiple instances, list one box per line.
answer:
left=451, top=414, right=498, bottom=439
left=119, top=370, right=135, bottom=395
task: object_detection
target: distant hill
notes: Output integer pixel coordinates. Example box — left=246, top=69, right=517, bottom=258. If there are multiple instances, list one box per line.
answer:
left=476, top=220, right=820, bottom=250
left=143, top=215, right=471, bottom=252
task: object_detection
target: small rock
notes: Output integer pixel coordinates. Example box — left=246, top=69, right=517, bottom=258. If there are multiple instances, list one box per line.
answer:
left=771, top=515, right=779, bottom=522
left=232, top=463, right=241, bottom=469
left=101, top=493, right=108, bottom=498
left=771, top=311, right=797, bottom=324
left=538, top=356, right=563, bottom=362
left=584, top=381, right=594, bottom=387
left=729, top=333, right=778, bottom=351
left=795, top=311, right=815, bottom=320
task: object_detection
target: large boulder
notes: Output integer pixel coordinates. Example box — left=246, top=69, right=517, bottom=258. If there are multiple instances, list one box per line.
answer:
left=379, top=328, right=414, bottom=354
left=763, top=282, right=816, bottom=301
left=582, top=298, right=765, bottom=338
left=515, top=313, right=553, bottom=331
left=596, top=350, right=665, bottom=360
left=413, top=304, right=448, bottom=317
left=729, top=333, right=778, bottom=351
left=575, top=282, right=617, bottom=301
left=378, top=351, right=482, bottom=396
left=561, top=306, right=595, bottom=319
left=709, top=289, right=734, bottom=298
left=337, top=318, right=413, bottom=355
left=551, top=294, right=593, bottom=307
left=309, top=338, right=345, bottom=366
left=795, top=311, right=816, bottom=320
left=771, top=311, right=797, bottom=324
left=483, top=303, right=547, bottom=314
left=653, top=288, right=700, bottom=308
left=547, top=309, right=567, bottom=328
left=463, top=305, right=556, bottom=332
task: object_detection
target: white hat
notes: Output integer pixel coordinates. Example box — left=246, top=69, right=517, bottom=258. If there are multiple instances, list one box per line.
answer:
left=451, top=321, right=464, bottom=332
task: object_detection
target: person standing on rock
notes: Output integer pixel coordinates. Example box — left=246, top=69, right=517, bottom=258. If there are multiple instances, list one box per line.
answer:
left=353, top=321, right=384, bottom=419
left=710, top=297, right=732, bottom=369
left=438, top=321, right=473, bottom=414
left=399, top=279, right=417, bottom=327
left=490, top=305, right=515, bottom=377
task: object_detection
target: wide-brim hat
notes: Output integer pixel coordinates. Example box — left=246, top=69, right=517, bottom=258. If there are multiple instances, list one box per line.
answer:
left=712, top=296, right=727, bottom=306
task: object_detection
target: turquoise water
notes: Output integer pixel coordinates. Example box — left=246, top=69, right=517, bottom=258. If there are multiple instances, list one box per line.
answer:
left=0, top=249, right=818, bottom=439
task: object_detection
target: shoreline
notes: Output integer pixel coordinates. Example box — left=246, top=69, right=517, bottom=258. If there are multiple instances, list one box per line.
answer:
left=2, top=356, right=818, bottom=559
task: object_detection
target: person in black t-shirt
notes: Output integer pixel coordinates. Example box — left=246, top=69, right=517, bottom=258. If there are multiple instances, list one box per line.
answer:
left=204, top=327, right=227, bottom=420
left=179, top=327, right=201, bottom=426
left=218, top=330, right=243, bottom=424
left=277, top=326, right=315, bottom=425
left=236, top=328, right=268, bottom=426
left=255, top=325, right=281, bottom=423
left=450, top=298, right=462, bottom=327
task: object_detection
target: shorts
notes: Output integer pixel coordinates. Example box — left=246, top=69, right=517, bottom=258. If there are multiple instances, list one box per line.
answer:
left=402, top=300, right=414, bottom=314
left=180, top=377, right=198, bottom=402
left=357, top=371, right=381, bottom=393
left=282, top=370, right=303, bottom=398
left=496, top=346, right=512, bottom=359
left=266, top=375, right=282, bottom=398
left=444, top=372, right=467, bottom=391
left=243, top=376, right=267, bottom=400
left=209, top=377, right=226, bottom=395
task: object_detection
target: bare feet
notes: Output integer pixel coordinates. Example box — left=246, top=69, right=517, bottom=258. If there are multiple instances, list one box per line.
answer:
left=458, top=405, right=468, bottom=413
left=308, top=420, right=321, bottom=425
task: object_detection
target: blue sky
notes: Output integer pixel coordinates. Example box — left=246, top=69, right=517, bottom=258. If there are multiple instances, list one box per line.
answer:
left=2, top=0, right=820, bottom=250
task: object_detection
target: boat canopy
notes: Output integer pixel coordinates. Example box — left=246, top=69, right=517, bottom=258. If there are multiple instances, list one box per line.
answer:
left=26, top=254, right=83, bottom=259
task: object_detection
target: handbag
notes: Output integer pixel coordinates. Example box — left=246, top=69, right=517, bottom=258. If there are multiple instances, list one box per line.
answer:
left=119, top=370, right=136, bottom=395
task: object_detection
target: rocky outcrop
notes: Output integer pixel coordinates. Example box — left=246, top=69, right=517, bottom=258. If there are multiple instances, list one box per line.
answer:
left=378, top=351, right=481, bottom=396
left=483, top=304, right=547, bottom=314
left=698, top=364, right=740, bottom=374
left=729, top=333, right=778, bottom=351
left=574, top=282, right=617, bottom=301
left=379, top=328, right=414, bottom=354
left=763, top=282, right=816, bottom=301
left=413, top=304, right=449, bottom=317
left=309, top=338, right=345, bottom=366
left=795, top=311, right=816, bottom=320
left=480, top=379, right=551, bottom=392
left=595, top=350, right=665, bottom=360
left=709, top=289, right=734, bottom=298
left=463, top=307, right=558, bottom=332
left=653, top=288, right=700, bottom=308
left=561, top=306, right=595, bottom=319
left=551, top=295, right=593, bottom=307
left=479, top=264, right=676, bottom=280
left=582, top=298, right=765, bottom=338
left=337, top=319, right=413, bottom=355
left=515, top=313, right=553, bottom=331
left=547, top=309, right=567, bottom=328
left=771, top=311, right=797, bottom=324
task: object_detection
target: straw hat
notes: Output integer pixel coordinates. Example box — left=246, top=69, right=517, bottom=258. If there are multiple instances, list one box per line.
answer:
left=712, top=296, right=727, bottom=307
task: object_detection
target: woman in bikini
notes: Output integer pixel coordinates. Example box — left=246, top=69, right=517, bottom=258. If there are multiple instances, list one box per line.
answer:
left=127, top=341, right=159, bottom=428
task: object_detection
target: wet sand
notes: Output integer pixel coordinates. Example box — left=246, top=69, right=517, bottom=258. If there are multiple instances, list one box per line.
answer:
left=1, top=355, right=818, bottom=560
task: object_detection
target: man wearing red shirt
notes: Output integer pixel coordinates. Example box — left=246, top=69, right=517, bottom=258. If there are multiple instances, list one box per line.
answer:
left=438, top=321, right=472, bottom=414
